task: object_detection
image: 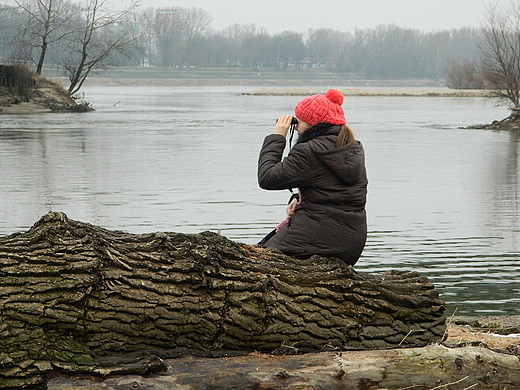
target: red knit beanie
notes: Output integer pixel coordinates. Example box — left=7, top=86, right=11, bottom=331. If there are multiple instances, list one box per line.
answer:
left=294, top=89, right=346, bottom=126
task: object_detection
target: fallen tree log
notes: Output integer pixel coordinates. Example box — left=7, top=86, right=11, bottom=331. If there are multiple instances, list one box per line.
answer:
left=0, top=211, right=447, bottom=389
left=46, top=345, right=520, bottom=390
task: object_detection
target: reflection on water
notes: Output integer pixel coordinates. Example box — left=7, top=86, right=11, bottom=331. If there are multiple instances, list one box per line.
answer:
left=0, top=85, right=518, bottom=315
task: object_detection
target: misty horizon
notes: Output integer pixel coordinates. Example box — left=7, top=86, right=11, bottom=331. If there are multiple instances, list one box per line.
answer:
left=113, top=0, right=488, bottom=35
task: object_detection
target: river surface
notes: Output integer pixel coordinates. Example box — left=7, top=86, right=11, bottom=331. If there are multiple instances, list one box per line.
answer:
left=0, top=85, right=518, bottom=316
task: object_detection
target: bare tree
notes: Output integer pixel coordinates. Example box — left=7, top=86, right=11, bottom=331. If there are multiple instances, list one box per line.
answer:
left=273, top=31, right=305, bottom=69
left=184, top=7, right=213, bottom=65
left=445, top=58, right=485, bottom=89
left=306, top=28, right=351, bottom=70
left=154, top=7, right=186, bottom=67
left=0, top=4, right=18, bottom=63
left=0, top=3, right=485, bottom=81
left=8, top=0, right=76, bottom=75
left=479, top=0, right=520, bottom=107
left=307, top=28, right=342, bottom=67
left=221, top=23, right=268, bottom=68
left=199, top=33, right=231, bottom=68
left=59, top=0, right=138, bottom=94
left=134, top=7, right=156, bottom=66
left=240, top=33, right=273, bottom=69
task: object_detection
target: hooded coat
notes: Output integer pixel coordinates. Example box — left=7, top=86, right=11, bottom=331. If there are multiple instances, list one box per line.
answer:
left=257, top=125, right=368, bottom=265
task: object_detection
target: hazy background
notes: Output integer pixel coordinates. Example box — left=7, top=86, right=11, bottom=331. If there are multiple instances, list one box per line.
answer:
left=114, top=0, right=489, bottom=33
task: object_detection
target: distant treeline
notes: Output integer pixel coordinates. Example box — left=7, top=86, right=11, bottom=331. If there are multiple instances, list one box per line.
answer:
left=0, top=3, right=480, bottom=81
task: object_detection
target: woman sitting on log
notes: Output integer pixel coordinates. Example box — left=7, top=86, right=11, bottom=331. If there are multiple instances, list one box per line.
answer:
left=257, top=89, right=368, bottom=265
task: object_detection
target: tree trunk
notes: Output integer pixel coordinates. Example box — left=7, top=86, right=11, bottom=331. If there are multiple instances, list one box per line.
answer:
left=46, top=345, right=520, bottom=390
left=0, top=211, right=446, bottom=389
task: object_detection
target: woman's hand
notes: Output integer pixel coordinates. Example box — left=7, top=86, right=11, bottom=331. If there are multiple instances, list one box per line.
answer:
left=274, top=115, right=293, bottom=137
left=286, top=197, right=299, bottom=220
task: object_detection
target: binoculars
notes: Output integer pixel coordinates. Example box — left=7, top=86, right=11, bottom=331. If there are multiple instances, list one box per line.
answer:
left=276, top=117, right=298, bottom=125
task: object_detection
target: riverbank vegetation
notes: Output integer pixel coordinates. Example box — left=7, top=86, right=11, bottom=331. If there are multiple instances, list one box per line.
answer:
left=0, top=0, right=138, bottom=94
left=3, top=0, right=520, bottom=123
left=0, top=64, right=90, bottom=112
left=0, top=0, right=480, bottom=85
left=1, top=0, right=520, bottom=132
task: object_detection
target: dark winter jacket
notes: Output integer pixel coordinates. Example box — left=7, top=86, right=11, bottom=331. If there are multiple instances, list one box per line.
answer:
left=257, top=125, right=368, bottom=265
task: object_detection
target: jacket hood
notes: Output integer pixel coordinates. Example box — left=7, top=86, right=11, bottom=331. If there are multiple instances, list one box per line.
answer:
left=308, top=133, right=366, bottom=186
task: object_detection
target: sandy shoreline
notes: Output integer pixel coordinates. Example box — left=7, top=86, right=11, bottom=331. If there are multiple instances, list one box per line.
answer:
left=242, top=86, right=488, bottom=97
left=0, top=102, right=52, bottom=114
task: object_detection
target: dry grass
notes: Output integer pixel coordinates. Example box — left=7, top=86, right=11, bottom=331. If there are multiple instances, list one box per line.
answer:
left=443, top=322, right=520, bottom=354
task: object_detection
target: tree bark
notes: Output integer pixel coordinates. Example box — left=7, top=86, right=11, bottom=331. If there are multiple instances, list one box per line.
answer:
left=0, top=211, right=446, bottom=389
left=46, top=345, right=520, bottom=390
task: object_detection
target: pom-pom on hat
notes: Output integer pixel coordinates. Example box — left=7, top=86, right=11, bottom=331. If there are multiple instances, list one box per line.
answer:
left=294, top=89, right=346, bottom=126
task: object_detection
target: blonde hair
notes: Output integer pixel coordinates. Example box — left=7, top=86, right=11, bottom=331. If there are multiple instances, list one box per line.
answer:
left=336, top=124, right=356, bottom=147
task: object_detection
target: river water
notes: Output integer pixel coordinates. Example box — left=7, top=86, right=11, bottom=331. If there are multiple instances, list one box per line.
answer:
left=0, top=85, right=518, bottom=316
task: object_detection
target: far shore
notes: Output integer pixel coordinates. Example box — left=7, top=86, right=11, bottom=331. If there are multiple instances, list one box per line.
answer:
left=35, top=67, right=489, bottom=96
left=0, top=75, right=490, bottom=115
left=76, top=76, right=488, bottom=97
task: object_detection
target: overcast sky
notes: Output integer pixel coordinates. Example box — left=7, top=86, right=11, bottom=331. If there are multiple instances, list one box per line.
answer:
left=113, top=0, right=493, bottom=33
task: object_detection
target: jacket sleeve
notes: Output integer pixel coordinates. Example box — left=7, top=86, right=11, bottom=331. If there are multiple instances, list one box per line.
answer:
left=257, top=134, right=312, bottom=190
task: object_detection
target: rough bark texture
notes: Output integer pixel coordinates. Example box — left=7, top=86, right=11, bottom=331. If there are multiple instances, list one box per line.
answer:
left=0, top=211, right=446, bottom=389
left=46, top=345, right=520, bottom=390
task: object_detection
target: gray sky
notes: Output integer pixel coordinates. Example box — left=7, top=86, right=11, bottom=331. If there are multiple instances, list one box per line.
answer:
left=115, top=0, right=492, bottom=33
